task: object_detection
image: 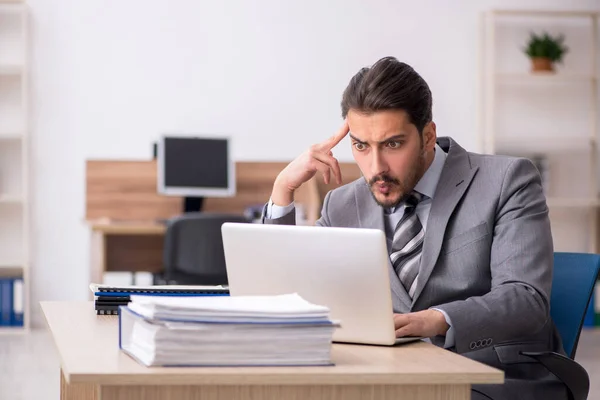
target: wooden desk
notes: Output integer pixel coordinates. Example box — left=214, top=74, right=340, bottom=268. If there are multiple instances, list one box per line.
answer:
left=42, top=301, right=504, bottom=400
left=89, top=221, right=167, bottom=287
left=84, top=159, right=362, bottom=288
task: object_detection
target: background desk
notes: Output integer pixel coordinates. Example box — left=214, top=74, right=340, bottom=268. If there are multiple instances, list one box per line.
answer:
left=42, top=301, right=503, bottom=400
left=85, top=159, right=354, bottom=286
left=89, top=221, right=166, bottom=287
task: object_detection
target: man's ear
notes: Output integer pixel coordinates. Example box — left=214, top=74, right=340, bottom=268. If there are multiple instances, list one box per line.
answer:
left=423, top=121, right=437, bottom=150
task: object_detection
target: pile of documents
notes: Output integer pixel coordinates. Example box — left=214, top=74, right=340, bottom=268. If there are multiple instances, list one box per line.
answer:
left=119, top=293, right=339, bottom=367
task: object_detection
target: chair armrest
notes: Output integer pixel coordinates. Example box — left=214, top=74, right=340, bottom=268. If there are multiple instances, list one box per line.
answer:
left=520, top=351, right=589, bottom=400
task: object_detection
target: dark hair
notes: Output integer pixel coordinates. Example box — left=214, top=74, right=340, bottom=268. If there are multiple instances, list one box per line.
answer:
left=341, top=56, right=433, bottom=133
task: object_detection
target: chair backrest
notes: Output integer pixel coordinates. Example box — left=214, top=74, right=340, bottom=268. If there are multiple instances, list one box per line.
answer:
left=163, top=212, right=249, bottom=285
left=551, top=252, right=600, bottom=359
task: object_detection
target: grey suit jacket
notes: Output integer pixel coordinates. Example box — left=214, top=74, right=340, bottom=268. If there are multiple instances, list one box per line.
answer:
left=262, top=137, right=568, bottom=400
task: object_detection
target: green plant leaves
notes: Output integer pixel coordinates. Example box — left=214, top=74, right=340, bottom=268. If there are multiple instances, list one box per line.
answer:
left=523, top=31, right=569, bottom=63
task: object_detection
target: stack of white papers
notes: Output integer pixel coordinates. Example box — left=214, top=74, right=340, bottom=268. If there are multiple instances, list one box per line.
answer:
left=119, top=293, right=339, bottom=367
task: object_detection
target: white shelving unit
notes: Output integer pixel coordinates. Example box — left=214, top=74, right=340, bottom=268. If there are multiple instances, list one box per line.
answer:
left=480, top=9, right=600, bottom=253
left=0, top=1, right=29, bottom=332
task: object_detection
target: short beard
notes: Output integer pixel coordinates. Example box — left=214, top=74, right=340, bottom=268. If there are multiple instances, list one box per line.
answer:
left=366, top=149, right=426, bottom=209
left=366, top=174, right=414, bottom=209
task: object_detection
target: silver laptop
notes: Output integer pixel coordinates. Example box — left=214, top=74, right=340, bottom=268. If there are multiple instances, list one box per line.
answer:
left=221, top=222, right=422, bottom=346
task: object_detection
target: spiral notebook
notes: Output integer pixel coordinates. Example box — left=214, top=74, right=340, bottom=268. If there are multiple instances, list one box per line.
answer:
left=90, top=283, right=230, bottom=296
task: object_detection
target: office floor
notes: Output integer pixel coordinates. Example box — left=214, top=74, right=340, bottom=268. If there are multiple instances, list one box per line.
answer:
left=0, top=328, right=599, bottom=400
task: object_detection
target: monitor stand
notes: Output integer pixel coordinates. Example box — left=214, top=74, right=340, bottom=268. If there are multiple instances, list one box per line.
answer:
left=183, top=196, right=204, bottom=213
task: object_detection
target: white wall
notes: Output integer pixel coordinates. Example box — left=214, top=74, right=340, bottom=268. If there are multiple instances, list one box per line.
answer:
left=27, top=0, right=600, bottom=326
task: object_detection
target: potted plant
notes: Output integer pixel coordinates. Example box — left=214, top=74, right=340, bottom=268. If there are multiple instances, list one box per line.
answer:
left=523, top=32, right=568, bottom=73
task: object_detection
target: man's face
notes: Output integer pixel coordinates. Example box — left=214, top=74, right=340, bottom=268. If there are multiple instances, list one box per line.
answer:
left=347, top=109, right=436, bottom=208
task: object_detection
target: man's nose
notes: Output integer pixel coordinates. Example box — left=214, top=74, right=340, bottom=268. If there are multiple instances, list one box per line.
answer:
left=370, top=150, right=388, bottom=177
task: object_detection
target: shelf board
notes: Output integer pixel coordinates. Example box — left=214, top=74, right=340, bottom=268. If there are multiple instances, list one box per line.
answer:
left=547, top=198, right=600, bottom=208
left=490, top=9, right=600, bottom=18
left=0, top=132, right=24, bottom=140
left=0, top=65, right=23, bottom=76
left=0, top=326, right=26, bottom=335
left=0, top=194, right=23, bottom=204
left=495, top=72, right=596, bottom=84
left=0, top=265, right=25, bottom=279
left=494, top=136, right=595, bottom=154
left=0, top=3, right=26, bottom=13
left=0, top=263, right=25, bottom=268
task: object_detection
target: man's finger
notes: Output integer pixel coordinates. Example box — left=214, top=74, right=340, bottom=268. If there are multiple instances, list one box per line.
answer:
left=310, top=159, right=331, bottom=184
left=395, top=325, right=414, bottom=338
left=323, top=168, right=331, bottom=185
left=325, top=151, right=340, bottom=183
left=312, top=152, right=342, bottom=185
left=393, top=314, right=408, bottom=328
left=319, top=120, right=350, bottom=151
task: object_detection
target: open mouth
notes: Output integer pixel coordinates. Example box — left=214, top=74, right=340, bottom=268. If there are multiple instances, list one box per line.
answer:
left=375, top=182, right=393, bottom=194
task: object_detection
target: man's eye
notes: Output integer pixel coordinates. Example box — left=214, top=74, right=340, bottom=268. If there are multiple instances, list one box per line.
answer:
left=353, top=143, right=366, bottom=151
left=387, top=141, right=402, bottom=149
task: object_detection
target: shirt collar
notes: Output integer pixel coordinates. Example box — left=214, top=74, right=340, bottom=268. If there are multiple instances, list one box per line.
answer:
left=413, top=143, right=447, bottom=200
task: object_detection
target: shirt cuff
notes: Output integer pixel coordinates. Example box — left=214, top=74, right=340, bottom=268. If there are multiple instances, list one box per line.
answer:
left=431, top=307, right=455, bottom=349
left=266, top=198, right=295, bottom=219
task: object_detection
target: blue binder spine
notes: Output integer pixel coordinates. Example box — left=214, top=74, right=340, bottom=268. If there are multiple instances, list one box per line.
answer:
left=0, top=279, right=12, bottom=327
left=0, top=279, right=3, bottom=326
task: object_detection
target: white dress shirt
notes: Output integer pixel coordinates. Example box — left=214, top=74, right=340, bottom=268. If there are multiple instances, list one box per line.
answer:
left=265, top=144, right=455, bottom=348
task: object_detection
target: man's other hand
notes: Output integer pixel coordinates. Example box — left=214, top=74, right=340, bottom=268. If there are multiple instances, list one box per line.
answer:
left=394, top=310, right=449, bottom=338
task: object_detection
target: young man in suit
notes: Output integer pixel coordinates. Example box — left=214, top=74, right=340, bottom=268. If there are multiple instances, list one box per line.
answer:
left=262, top=56, right=569, bottom=400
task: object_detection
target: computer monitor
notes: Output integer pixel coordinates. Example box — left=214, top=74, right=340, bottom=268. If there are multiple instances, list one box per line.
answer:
left=157, top=136, right=235, bottom=212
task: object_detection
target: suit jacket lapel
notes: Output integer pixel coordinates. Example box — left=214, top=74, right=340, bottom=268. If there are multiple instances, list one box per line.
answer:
left=355, top=181, right=413, bottom=312
left=411, top=137, right=479, bottom=306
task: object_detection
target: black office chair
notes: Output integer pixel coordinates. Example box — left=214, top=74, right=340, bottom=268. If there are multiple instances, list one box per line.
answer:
left=520, top=252, right=600, bottom=400
left=154, top=212, right=249, bottom=286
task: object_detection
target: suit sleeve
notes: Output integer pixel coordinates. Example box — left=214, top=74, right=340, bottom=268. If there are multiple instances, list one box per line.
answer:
left=315, top=190, right=332, bottom=227
left=261, top=190, right=333, bottom=227
left=433, top=158, right=553, bottom=354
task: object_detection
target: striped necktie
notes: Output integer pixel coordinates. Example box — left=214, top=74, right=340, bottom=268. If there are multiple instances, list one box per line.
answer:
left=389, top=192, right=424, bottom=298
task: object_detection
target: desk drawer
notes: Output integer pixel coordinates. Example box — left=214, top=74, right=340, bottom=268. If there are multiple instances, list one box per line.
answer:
left=106, top=235, right=164, bottom=273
